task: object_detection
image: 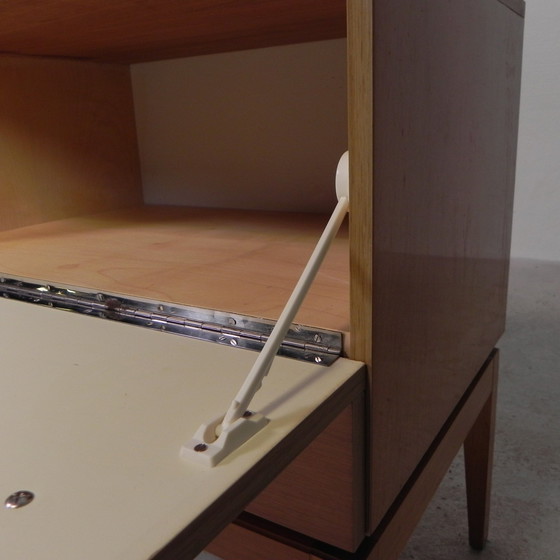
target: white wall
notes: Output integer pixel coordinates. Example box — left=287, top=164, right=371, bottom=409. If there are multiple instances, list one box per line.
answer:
left=511, top=0, right=560, bottom=261
left=132, top=40, right=347, bottom=214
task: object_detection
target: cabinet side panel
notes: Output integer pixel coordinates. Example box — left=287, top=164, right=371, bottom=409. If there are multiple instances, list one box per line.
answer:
left=0, top=55, right=142, bottom=232
left=348, top=1, right=523, bottom=530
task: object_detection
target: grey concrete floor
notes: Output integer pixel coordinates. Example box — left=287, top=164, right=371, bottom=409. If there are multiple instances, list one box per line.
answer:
left=199, top=258, right=560, bottom=560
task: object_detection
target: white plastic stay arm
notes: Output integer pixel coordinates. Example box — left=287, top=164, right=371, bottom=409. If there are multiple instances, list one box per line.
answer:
left=181, top=151, right=349, bottom=467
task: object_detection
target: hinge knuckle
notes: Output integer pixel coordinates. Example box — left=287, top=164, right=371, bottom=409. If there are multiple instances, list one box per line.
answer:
left=0, top=277, right=342, bottom=365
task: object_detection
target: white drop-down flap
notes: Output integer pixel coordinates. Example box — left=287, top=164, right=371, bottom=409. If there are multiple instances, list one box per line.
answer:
left=0, top=152, right=362, bottom=559
left=0, top=297, right=364, bottom=560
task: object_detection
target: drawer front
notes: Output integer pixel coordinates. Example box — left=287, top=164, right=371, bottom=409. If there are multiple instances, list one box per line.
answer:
left=207, top=523, right=309, bottom=560
left=245, top=399, right=365, bottom=551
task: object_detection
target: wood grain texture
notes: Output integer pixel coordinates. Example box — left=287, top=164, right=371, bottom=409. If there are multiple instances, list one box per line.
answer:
left=363, top=352, right=499, bottom=560
left=0, top=205, right=350, bottom=335
left=347, top=0, right=524, bottom=530
left=208, top=523, right=310, bottom=560
left=347, top=0, right=374, bottom=369
left=0, top=2, right=524, bottom=557
left=246, top=400, right=365, bottom=551
left=0, top=0, right=346, bottom=63
left=215, top=351, right=498, bottom=560
left=464, top=352, right=499, bottom=550
left=0, top=55, right=142, bottom=232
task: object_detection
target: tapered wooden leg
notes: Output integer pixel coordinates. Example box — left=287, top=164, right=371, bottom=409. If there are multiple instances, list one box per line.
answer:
left=463, top=351, right=499, bottom=550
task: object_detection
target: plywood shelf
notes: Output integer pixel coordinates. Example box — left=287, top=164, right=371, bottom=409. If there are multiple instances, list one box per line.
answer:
left=0, top=205, right=350, bottom=335
left=0, top=0, right=346, bottom=63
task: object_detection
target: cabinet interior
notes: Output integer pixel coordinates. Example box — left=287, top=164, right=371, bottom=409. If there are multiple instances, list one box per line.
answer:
left=0, top=5, right=350, bottom=340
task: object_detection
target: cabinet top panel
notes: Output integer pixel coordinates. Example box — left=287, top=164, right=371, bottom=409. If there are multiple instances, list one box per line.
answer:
left=0, top=0, right=346, bottom=63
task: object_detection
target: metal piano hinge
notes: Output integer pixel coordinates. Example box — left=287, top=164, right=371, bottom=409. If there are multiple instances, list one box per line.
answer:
left=0, top=276, right=342, bottom=365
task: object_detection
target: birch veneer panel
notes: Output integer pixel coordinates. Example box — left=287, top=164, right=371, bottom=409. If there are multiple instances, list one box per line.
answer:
left=0, top=297, right=364, bottom=560
left=0, top=55, right=142, bottom=232
left=221, top=350, right=500, bottom=560
left=347, top=0, right=524, bottom=529
left=245, top=399, right=365, bottom=551
left=0, top=205, right=350, bottom=335
left=0, top=0, right=524, bottom=556
left=0, top=0, right=346, bottom=63
left=209, top=523, right=310, bottom=560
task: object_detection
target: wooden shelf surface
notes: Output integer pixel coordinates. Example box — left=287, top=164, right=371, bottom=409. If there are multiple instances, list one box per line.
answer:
left=0, top=0, right=346, bottom=63
left=0, top=205, right=350, bottom=335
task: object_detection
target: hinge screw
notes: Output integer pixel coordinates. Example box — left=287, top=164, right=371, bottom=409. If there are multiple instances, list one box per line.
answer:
left=5, top=491, right=34, bottom=509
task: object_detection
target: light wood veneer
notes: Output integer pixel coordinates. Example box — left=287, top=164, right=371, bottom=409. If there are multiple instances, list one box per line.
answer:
left=0, top=0, right=346, bottom=63
left=348, top=0, right=524, bottom=529
left=246, top=399, right=365, bottom=551
left=0, top=55, right=142, bottom=232
left=0, top=205, right=350, bottom=335
left=0, top=0, right=524, bottom=557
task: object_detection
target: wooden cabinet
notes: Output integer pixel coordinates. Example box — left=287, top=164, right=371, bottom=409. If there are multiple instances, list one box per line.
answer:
left=0, top=1, right=524, bottom=559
